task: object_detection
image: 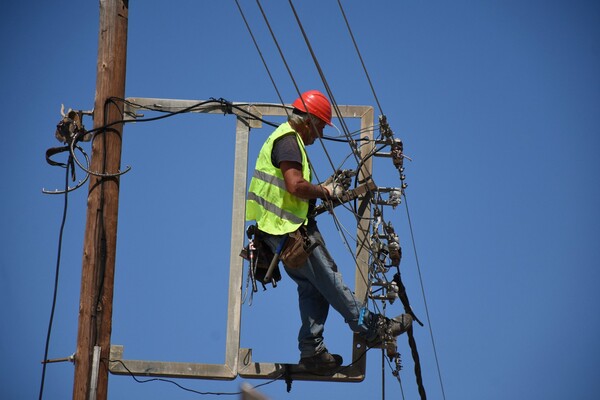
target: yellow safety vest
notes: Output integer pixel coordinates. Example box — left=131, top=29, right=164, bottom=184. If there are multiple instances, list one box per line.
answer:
left=246, top=122, right=311, bottom=235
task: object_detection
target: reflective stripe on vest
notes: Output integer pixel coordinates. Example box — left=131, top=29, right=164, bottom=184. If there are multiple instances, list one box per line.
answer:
left=252, top=169, right=287, bottom=191
left=246, top=192, right=305, bottom=225
left=246, top=122, right=311, bottom=235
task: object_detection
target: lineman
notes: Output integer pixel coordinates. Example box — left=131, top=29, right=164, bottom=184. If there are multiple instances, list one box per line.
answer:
left=246, top=90, right=412, bottom=372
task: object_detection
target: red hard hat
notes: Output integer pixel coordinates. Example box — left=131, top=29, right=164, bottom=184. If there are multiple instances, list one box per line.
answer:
left=292, top=90, right=332, bottom=125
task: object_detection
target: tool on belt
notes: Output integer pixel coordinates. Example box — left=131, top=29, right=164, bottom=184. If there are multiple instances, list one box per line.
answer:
left=279, top=226, right=320, bottom=269
left=241, top=225, right=320, bottom=289
left=240, top=225, right=281, bottom=291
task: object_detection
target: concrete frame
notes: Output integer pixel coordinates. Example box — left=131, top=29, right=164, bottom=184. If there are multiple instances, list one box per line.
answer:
left=108, top=98, right=374, bottom=382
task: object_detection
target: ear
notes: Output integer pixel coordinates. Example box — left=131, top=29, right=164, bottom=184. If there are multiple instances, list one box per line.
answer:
left=296, top=120, right=308, bottom=134
left=305, top=119, right=314, bottom=132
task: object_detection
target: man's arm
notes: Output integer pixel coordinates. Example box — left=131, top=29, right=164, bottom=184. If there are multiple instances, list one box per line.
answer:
left=280, top=161, right=329, bottom=200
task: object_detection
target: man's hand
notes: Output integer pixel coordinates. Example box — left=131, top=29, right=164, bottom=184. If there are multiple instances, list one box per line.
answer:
left=320, top=169, right=355, bottom=199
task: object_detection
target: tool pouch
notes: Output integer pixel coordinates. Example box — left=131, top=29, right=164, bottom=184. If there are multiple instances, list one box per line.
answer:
left=240, top=234, right=281, bottom=283
left=280, top=226, right=319, bottom=269
left=254, top=239, right=281, bottom=282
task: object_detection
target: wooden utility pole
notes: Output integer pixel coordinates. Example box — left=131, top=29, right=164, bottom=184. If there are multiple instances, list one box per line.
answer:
left=73, top=1, right=128, bottom=399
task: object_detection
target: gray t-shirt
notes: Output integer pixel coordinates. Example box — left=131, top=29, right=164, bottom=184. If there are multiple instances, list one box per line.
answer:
left=271, top=134, right=302, bottom=167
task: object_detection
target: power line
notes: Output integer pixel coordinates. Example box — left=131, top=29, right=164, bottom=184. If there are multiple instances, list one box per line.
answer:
left=295, top=3, right=444, bottom=399
left=333, top=3, right=447, bottom=397
left=336, top=0, right=384, bottom=116
left=404, top=194, right=447, bottom=400
left=280, top=5, right=430, bottom=400
left=254, top=0, right=343, bottom=189
left=237, top=6, right=412, bottom=397
left=287, top=0, right=356, bottom=149
left=253, top=0, right=303, bottom=104
left=284, top=1, right=387, bottom=314
left=234, top=0, right=289, bottom=117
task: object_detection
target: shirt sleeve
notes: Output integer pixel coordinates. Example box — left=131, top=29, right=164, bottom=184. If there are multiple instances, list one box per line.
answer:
left=271, top=134, right=302, bottom=167
left=272, top=133, right=316, bottom=213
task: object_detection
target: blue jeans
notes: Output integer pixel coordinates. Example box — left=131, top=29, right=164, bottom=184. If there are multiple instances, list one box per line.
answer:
left=261, top=220, right=379, bottom=358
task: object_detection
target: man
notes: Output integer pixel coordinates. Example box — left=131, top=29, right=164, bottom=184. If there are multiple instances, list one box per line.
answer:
left=246, top=90, right=412, bottom=372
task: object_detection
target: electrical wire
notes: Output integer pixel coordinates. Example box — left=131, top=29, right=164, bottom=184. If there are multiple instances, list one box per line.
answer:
left=295, top=4, right=439, bottom=398
left=283, top=2, right=387, bottom=279
left=253, top=0, right=302, bottom=103
left=91, top=96, right=123, bottom=349
left=82, top=98, right=239, bottom=138
left=403, top=193, right=446, bottom=400
left=385, top=354, right=406, bottom=400
left=327, top=123, right=381, bottom=140
left=286, top=1, right=356, bottom=154
left=234, top=0, right=289, bottom=118
left=62, top=97, right=282, bottom=186
left=38, top=156, right=71, bottom=400
left=252, top=0, right=329, bottom=181
left=334, top=2, right=447, bottom=397
left=252, top=0, right=413, bottom=374
left=108, top=342, right=384, bottom=396
left=121, top=97, right=280, bottom=127
left=285, top=0, right=376, bottom=200
left=108, top=359, right=282, bottom=396
left=336, top=0, right=384, bottom=116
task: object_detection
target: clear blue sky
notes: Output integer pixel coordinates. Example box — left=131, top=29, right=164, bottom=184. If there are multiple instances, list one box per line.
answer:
left=2, top=1, right=599, bottom=399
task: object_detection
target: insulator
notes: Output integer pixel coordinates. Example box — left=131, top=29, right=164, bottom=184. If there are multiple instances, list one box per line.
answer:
left=389, top=250, right=401, bottom=267
left=388, top=189, right=402, bottom=207
left=368, top=280, right=398, bottom=302
left=55, top=107, right=91, bottom=144
left=385, top=221, right=395, bottom=233
left=385, top=340, right=398, bottom=360
left=370, top=240, right=381, bottom=254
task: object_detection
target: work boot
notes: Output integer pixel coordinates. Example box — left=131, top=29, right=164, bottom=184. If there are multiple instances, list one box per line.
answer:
left=299, top=349, right=343, bottom=373
left=367, top=313, right=413, bottom=348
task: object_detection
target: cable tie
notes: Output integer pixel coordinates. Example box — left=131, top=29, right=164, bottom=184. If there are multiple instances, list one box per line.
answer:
left=358, top=306, right=367, bottom=325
